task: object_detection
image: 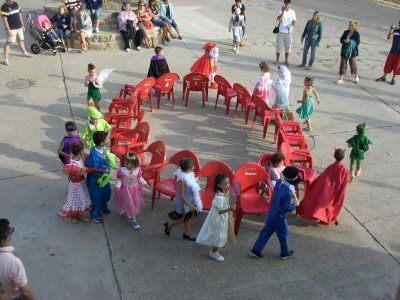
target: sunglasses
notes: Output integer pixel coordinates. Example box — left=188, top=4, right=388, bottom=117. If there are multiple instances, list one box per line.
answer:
left=139, top=4, right=144, bottom=6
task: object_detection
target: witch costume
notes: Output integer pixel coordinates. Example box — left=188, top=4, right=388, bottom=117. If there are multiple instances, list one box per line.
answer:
left=147, top=54, right=170, bottom=78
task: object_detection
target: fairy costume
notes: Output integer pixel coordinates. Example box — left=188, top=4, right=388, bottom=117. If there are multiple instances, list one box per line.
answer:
left=296, top=87, right=315, bottom=120
left=85, top=74, right=102, bottom=102
left=81, top=107, right=111, bottom=149
left=253, top=72, right=273, bottom=106
left=346, top=123, right=372, bottom=176
left=114, top=167, right=147, bottom=220
left=274, top=66, right=291, bottom=119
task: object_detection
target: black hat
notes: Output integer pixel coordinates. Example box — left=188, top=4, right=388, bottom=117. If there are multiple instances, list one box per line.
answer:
left=282, top=166, right=301, bottom=185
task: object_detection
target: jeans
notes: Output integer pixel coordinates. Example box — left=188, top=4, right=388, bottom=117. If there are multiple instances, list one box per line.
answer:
left=302, top=38, right=318, bottom=66
left=86, top=8, right=102, bottom=20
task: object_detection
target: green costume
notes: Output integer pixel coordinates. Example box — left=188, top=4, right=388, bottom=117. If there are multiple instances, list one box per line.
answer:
left=296, top=89, right=315, bottom=120
left=346, top=123, right=372, bottom=172
left=81, top=107, right=111, bottom=149
left=87, top=81, right=102, bottom=102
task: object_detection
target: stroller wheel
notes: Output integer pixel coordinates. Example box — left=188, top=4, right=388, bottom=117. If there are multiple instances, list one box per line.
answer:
left=31, top=44, right=40, bottom=54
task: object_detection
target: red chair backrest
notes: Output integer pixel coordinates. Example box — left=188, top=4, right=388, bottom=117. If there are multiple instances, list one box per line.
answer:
left=257, top=152, right=275, bottom=168
left=278, top=142, right=293, bottom=166
left=252, top=95, right=271, bottom=118
left=136, top=77, right=156, bottom=98
left=233, top=162, right=269, bottom=195
left=146, top=140, right=166, bottom=166
left=233, top=83, right=251, bottom=106
left=168, top=150, right=201, bottom=175
left=134, top=121, right=150, bottom=144
left=155, top=73, right=179, bottom=92
left=183, top=73, right=209, bottom=92
left=214, top=75, right=233, bottom=95
left=199, top=161, right=234, bottom=193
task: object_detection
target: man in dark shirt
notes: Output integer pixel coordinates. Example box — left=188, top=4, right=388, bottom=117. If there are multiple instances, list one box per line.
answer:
left=231, top=0, right=246, bottom=46
left=1, top=0, right=32, bottom=66
left=376, top=19, right=400, bottom=85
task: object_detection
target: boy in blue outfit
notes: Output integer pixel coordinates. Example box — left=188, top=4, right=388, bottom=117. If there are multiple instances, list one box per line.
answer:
left=251, top=166, right=300, bottom=260
left=86, top=131, right=111, bottom=223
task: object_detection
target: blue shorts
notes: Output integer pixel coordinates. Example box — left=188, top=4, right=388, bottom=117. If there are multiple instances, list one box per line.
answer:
left=151, top=18, right=167, bottom=28
left=170, top=19, right=178, bottom=29
left=87, top=8, right=102, bottom=20
left=56, top=29, right=71, bottom=39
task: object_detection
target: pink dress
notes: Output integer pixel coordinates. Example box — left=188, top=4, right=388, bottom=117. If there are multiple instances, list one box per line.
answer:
left=114, top=167, right=147, bottom=219
left=253, top=72, right=273, bottom=106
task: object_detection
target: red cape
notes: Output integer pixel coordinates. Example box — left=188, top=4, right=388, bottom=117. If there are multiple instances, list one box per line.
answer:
left=190, top=53, right=212, bottom=77
left=297, top=161, right=350, bottom=225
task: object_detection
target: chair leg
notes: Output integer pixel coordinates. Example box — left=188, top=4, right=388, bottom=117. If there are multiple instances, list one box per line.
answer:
left=251, top=113, right=257, bottom=130
left=245, top=107, right=251, bottom=125
left=225, top=97, right=232, bottom=116
left=157, top=91, right=161, bottom=109
left=171, top=89, right=175, bottom=107
left=214, top=93, right=219, bottom=110
left=151, top=187, right=156, bottom=210
left=202, top=91, right=205, bottom=108
left=149, top=94, right=153, bottom=112
left=185, top=90, right=189, bottom=107
left=263, top=119, right=270, bottom=139
left=233, top=102, right=239, bottom=119
left=234, top=210, right=243, bottom=236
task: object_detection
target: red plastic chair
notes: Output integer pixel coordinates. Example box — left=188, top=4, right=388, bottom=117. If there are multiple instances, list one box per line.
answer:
left=232, top=162, right=274, bottom=235
left=251, top=95, right=283, bottom=139
left=105, top=90, right=140, bottom=123
left=278, top=142, right=313, bottom=168
left=214, top=75, right=237, bottom=115
left=277, top=129, right=308, bottom=150
left=136, top=141, right=166, bottom=186
left=136, top=77, right=156, bottom=112
left=151, top=150, right=200, bottom=209
left=109, top=111, right=145, bottom=147
left=273, top=111, right=304, bottom=145
left=111, top=122, right=150, bottom=166
left=257, top=152, right=275, bottom=169
left=182, top=73, right=209, bottom=108
left=198, top=161, right=234, bottom=211
left=232, top=83, right=254, bottom=124
left=153, top=73, right=180, bottom=109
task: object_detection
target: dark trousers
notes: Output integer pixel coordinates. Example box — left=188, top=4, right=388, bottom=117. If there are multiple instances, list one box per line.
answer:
left=120, top=28, right=143, bottom=49
left=339, top=56, right=358, bottom=75
left=87, top=174, right=111, bottom=219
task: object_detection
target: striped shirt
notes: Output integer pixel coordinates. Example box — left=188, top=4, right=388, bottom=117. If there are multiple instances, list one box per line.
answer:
left=64, top=0, right=81, bottom=11
left=1, top=1, right=22, bottom=30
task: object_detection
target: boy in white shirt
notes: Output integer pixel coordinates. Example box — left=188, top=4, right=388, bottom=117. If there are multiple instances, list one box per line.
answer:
left=275, top=0, right=296, bottom=66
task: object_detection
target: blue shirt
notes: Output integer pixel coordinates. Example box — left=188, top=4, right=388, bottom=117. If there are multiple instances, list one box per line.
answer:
left=86, top=147, right=110, bottom=178
left=85, top=0, right=102, bottom=10
left=268, top=180, right=296, bottom=219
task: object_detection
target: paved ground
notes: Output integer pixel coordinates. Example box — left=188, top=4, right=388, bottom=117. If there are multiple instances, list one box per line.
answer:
left=0, top=0, right=399, bottom=299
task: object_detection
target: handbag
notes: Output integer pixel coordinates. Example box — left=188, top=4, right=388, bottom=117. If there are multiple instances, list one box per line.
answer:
left=273, top=21, right=281, bottom=34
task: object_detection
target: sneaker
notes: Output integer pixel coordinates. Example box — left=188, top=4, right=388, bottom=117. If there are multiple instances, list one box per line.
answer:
left=355, top=76, right=360, bottom=83
left=92, top=217, right=103, bottom=224
left=235, top=49, right=239, bottom=53
left=250, top=250, right=263, bottom=259
left=305, top=65, right=312, bottom=70
left=76, top=215, right=89, bottom=222
left=94, top=27, right=100, bottom=33
left=209, top=251, right=225, bottom=262
left=336, top=79, right=344, bottom=84
left=70, top=217, right=78, bottom=224
left=130, top=219, right=141, bottom=230
left=375, top=76, right=386, bottom=82
left=280, top=250, right=295, bottom=260
left=390, top=80, right=395, bottom=85
left=178, top=36, right=182, bottom=40
left=23, top=52, right=32, bottom=58
left=67, top=48, right=72, bottom=52
left=355, top=169, right=361, bottom=177
left=4, top=59, right=10, bottom=66
left=135, top=46, right=141, bottom=51
left=125, top=48, right=130, bottom=52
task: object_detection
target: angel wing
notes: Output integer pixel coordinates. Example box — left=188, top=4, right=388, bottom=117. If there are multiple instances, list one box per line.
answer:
left=98, top=68, right=115, bottom=85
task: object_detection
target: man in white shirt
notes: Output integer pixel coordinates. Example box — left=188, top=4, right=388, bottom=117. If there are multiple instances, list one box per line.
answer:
left=0, top=219, right=34, bottom=300
left=275, top=0, right=296, bottom=66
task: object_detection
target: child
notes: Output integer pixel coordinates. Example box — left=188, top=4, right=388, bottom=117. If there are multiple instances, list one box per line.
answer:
left=84, top=63, right=103, bottom=111
left=229, top=8, right=245, bottom=53
left=190, top=42, right=219, bottom=89
left=196, top=174, right=235, bottom=262
left=60, top=141, right=91, bottom=223
left=114, top=152, right=150, bottom=230
left=251, top=166, right=300, bottom=260
left=81, top=106, right=111, bottom=149
left=58, top=121, right=82, bottom=164
left=147, top=46, right=170, bottom=78
left=164, top=158, right=202, bottom=241
left=86, top=131, right=112, bottom=224
left=296, top=76, right=320, bottom=132
left=253, top=62, right=273, bottom=106
left=346, top=123, right=372, bottom=182
left=41, top=19, right=61, bottom=48
left=274, top=65, right=292, bottom=119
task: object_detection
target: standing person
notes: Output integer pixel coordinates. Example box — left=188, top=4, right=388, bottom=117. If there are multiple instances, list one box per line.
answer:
left=160, top=0, right=182, bottom=40
left=58, top=121, right=82, bottom=164
left=250, top=166, right=300, bottom=260
left=77, top=9, right=93, bottom=53
left=376, top=20, right=400, bottom=86
left=196, top=174, right=236, bottom=262
left=296, top=76, right=320, bottom=132
left=136, top=0, right=155, bottom=48
left=0, top=219, right=35, bottom=300
left=81, top=106, right=111, bottom=149
left=297, top=148, right=350, bottom=226
left=51, top=5, right=72, bottom=51
left=253, top=61, right=273, bottom=106
left=231, top=0, right=246, bottom=46
left=147, top=46, right=170, bottom=78
left=84, top=63, right=102, bottom=111
left=228, top=8, right=244, bottom=53
left=275, top=0, right=296, bottom=66
left=273, top=65, right=292, bottom=117
left=85, top=0, right=102, bottom=33
left=337, top=21, right=360, bottom=84
left=299, top=11, right=322, bottom=70
left=1, top=0, right=32, bottom=66
left=118, top=1, right=143, bottom=52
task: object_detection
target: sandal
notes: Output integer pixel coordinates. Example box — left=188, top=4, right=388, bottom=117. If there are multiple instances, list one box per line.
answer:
left=163, top=222, right=170, bottom=236
left=183, top=233, right=196, bottom=241
left=375, top=77, right=386, bottom=82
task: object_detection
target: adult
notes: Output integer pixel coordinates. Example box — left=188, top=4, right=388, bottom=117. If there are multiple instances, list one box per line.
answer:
left=136, top=0, right=154, bottom=48
left=1, top=0, right=32, bottom=66
left=337, top=20, right=360, bottom=84
left=85, top=0, right=102, bottom=33
left=148, top=0, right=173, bottom=45
left=297, top=148, right=350, bottom=226
left=77, top=8, right=93, bottom=53
left=299, top=11, right=322, bottom=70
left=160, top=0, right=182, bottom=40
left=231, top=0, right=246, bottom=46
left=376, top=20, right=400, bottom=86
left=64, top=0, right=81, bottom=12
left=118, top=1, right=143, bottom=52
left=51, top=5, right=71, bottom=51
left=0, top=219, right=35, bottom=300
left=275, top=0, right=296, bottom=66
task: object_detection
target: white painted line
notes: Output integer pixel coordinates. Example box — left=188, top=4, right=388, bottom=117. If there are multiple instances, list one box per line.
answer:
left=375, top=1, right=400, bottom=10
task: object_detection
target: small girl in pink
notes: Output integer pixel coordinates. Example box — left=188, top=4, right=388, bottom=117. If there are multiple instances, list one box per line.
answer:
left=253, top=61, right=273, bottom=106
left=114, top=152, right=149, bottom=230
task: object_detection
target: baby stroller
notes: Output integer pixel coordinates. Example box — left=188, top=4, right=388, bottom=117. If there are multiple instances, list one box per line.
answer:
left=26, top=12, right=66, bottom=55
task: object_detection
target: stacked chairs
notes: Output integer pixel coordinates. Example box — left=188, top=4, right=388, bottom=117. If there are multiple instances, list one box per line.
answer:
left=251, top=95, right=284, bottom=139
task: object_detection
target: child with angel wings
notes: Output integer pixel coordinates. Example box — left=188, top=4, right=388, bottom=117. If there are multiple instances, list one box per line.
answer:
left=84, top=63, right=115, bottom=111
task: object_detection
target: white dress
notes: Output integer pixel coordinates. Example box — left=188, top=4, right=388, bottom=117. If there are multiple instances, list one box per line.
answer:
left=196, top=194, right=229, bottom=248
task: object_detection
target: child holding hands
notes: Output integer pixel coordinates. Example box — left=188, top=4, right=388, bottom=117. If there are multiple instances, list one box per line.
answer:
left=296, top=76, right=320, bottom=131
left=196, top=174, right=235, bottom=262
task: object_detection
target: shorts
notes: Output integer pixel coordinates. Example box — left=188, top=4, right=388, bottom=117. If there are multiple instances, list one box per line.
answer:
left=384, top=53, right=400, bottom=75
left=276, top=32, right=292, bottom=54
left=87, top=8, right=102, bottom=20
left=56, top=28, right=71, bottom=39
left=6, top=28, right=24, bottom=43
left=168, top=19, right=178, bottom=29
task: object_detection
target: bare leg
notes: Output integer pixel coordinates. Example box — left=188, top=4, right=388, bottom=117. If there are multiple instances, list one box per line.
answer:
left=183, top=218, right=191, bottom=236
left=275, top=53, right=280, bottom=64
left=94, top=100, right=100, bottom=111
left=95, top=19, right=100, bottom=30
left=211, top=246, right=219, bottom=253
left=167, top=217, right=185, bottom=230
left=306, top=119, right=312, bottom=131
left=17, top=39, right=27, bottom=53
left=285, top=53, right=289, bottom=65
left=4, top=42, right=11, bottom=60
